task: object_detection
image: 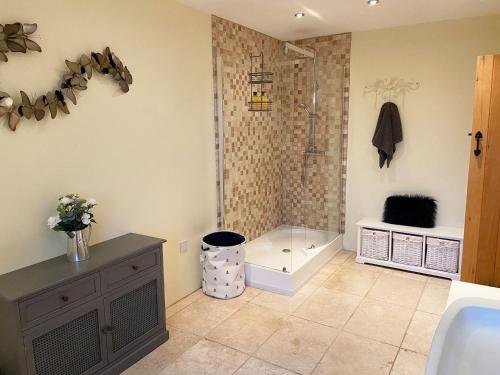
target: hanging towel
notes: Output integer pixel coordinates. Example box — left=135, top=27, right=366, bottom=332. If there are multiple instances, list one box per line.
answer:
left=372, top=102, right=403, bottom=168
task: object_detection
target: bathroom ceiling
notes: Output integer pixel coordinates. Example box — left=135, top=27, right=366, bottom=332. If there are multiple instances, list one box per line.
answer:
left=176, top=0, right=500, bottom=40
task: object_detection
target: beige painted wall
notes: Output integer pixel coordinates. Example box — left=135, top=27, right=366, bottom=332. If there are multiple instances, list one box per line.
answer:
left=0, top=0, right=216, bottom=306
left=345, top=16, right=500, bottom=250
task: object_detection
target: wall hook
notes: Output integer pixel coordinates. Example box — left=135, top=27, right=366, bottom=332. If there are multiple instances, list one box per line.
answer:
left=364, top=77, right=420, bottom=107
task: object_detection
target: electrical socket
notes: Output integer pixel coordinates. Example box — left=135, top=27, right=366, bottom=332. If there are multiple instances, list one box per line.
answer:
left=179, top=240, right=188, bottom=253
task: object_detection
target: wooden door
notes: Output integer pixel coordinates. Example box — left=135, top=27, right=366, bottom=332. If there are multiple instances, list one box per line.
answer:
left=462, top=54, right=500, bottom=286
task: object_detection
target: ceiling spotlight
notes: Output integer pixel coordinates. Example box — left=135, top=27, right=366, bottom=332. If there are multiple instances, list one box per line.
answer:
left=367, top=0, right=380, bottom=5
left=295, top=12, right=305, bottom=18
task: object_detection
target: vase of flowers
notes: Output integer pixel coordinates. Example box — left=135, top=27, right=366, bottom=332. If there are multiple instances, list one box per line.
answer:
left=47, top=194, right=97, bottom=262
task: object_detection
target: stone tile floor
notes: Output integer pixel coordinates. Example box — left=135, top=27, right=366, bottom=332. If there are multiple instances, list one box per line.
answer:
left=123, top=250, right=450, bottom=375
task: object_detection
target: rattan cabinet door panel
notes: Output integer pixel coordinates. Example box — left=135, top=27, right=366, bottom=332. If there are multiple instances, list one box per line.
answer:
left=23, top=300, right=107, bottom=375
left=102, top=271, right=164, bottom=362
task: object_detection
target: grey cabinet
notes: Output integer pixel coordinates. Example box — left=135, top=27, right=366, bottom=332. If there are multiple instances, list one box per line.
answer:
left=0, top=233, right=168, bottom=375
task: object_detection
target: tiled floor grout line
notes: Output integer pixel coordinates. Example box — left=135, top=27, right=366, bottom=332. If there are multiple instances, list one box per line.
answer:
left=295, top=258, right=351, bottom=374
left=165, top=301, right=190, bottom=318
left=167, top=295, right=252, bottom=338
left=245, top=323, right=298, bottom=374
left=158, top=251, right=449, bottom=375
left=247, top=282, right=327, bottom=374
left=230, top=356, right=251, bottom=375
left=415, top=277, right=431, bottom=313
left=165, top=290, right=204, bottom=319
left=308, top=255, right=371, bottom=374
left=246, top=292, right=287, bottom=359
left=201, top=335, right=298, bottom=375
left=198, top=288, right=278, bottom=375
left=240, top=282, right=334, bottom=375
left=309, top=330, right=341, bottom=375
left=388, top=277, right=430, bottom=373
left=309, top=263, right=431, bottom=374
left=248, top=357, right=303, bottom=375
left=167, top=301, right=428, bottom=375
left=399, top=276, right=430, bottom=347
left=237, top=255, right=355, bottom=375
left=388, top=346, right=403, bottom=374
left=399, top=308, right=418, bottom=352
left=309, top=290, right=387, bottom=373
left=166, top=289, right=273, bottom=374
left=160, top=328, right=204, bottom=373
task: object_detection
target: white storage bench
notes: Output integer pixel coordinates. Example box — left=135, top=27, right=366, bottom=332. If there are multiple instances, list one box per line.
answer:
left=356, top=218, right=464, bottom=280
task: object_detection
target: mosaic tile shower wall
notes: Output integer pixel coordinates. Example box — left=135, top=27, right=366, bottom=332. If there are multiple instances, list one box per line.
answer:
left=281, top=34, right=351, bottom=233
left=212, top=16, right=350, bottom=241
left=212, top=16, right=284, bottom=240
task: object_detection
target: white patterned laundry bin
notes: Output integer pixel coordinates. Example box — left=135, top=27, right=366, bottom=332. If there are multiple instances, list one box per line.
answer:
left=201, top=231, right=246, bottom=299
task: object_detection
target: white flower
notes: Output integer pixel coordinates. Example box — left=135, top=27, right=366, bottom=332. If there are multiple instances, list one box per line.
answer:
left=86, top=198, right=97, bottom=206
left=47, top=215, right=61, bottom=229
left=60, top=197, right=73, bottom=205
left=81, top=213, right=91, bottom=225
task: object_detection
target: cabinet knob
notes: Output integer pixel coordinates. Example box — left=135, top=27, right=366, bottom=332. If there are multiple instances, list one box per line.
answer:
left=60, top=295, right=69, bottom=302
left=101, top=326, right=113, bottom=334
left=131, top=265, right=139, bottom=271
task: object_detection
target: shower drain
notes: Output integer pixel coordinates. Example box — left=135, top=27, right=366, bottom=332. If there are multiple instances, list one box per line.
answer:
left=282, top=248, right=291, bottom=253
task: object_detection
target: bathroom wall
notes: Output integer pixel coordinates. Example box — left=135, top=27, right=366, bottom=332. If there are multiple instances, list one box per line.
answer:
left=212, top=16, right=284, bottom=241
left=0, top=0, right=216, bottom=306
left=212, top=16, right=351, bottom=241
left=344, top=15, right=500, bottom=250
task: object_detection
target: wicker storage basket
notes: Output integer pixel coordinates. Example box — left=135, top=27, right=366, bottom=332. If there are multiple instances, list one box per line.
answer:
left=425, top=237, right=460, bottom=273
left=361, top=228, right=390, bottom=260
left=392, top=232, right=423, bottom=266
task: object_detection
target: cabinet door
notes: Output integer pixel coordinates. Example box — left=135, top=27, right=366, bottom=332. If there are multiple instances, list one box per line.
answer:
left=102, top=271, right=165, bottom=362
left=23, top=299, right=107, bottom=375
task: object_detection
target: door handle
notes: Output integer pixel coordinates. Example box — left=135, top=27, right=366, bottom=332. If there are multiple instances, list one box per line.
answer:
left=474, top=131, right=483, bottom=157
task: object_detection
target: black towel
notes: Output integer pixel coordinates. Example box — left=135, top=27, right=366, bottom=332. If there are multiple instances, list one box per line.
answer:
left=372, top=102, right=403, bottom=168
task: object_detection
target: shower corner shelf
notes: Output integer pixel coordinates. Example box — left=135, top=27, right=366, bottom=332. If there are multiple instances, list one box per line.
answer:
left=248, top=72, right=273, bottom=85
left=248, top=100, right=273, bottom=112
left=248, top=52, right=273, bottom=112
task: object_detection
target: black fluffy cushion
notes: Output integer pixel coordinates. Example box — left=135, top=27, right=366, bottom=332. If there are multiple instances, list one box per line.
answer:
left=383, top=195, right=437, bottom=228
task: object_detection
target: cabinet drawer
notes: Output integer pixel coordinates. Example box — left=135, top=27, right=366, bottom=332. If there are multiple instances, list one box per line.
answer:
left=101, top=248, right=161, bottom=292
left=19, top=273, right=100, bottom=330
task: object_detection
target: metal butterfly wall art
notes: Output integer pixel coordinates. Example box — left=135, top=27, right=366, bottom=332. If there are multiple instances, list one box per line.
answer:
left=0, top=22, right=133, bottom=131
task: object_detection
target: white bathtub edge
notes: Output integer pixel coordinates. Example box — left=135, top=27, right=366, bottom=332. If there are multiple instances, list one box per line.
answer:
left=425, top=297, right=500, bottom=375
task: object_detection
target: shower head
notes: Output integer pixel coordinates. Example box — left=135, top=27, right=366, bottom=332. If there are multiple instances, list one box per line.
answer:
left=299, top=103, right=318, bottom=119
left=284, top=42, right=315, bottom=59
left=298, top=103, right=312, bottom=115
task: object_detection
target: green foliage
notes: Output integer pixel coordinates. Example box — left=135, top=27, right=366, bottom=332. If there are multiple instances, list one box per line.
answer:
left=48, top=193, right=97, bottom=233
